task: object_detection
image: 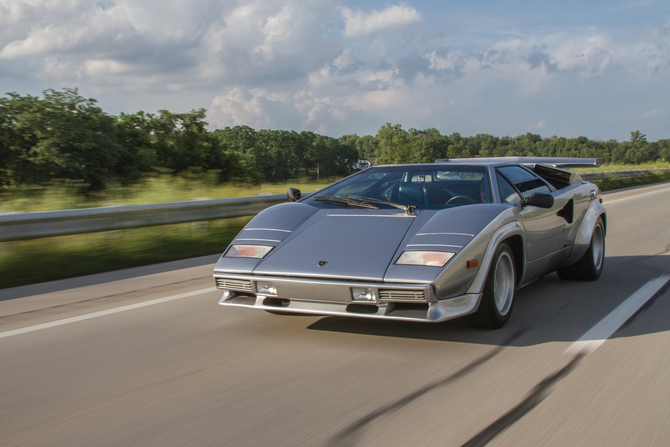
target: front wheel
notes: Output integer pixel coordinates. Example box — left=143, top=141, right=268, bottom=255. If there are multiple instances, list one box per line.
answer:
left=557, top=217, right=605, bottom=281
left=467, top=242, right=516, bottom=329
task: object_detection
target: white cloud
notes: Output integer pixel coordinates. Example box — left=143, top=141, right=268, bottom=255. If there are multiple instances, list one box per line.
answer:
left=527, top=121, right=548, bottom=131
left=209, top=88, right=274, bottom=129
left=1, top=1, right=669, bottom=141
left=205, top=20, right=670, bottom=138
left=340, top=4, right=422, bottom=37
left=579, top=47, right=612, bottom=79
left=644, top=107, right=668, bottom=118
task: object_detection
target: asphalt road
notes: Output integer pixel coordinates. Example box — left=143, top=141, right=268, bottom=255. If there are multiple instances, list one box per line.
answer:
left=2, top=182, right=670, bottom=447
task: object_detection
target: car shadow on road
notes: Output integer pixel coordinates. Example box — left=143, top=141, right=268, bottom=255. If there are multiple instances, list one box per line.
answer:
left=307, top=255, right=670, bottom=347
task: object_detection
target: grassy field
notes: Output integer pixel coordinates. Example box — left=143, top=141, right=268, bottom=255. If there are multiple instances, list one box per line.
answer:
left=2, top=162, right=669, bottom=213
left=572, top=161, right=670, bottom=173
left=0, top=217, right=252, bottom=289
left=1, top=164, right=669, bottom=290
left=0, top=173, right=340, bottom=290
left=0, top=173, right=341, bottom=214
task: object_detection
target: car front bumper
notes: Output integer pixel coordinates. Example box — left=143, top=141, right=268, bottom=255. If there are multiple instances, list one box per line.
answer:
left=214, top=273, right=482, bottom=323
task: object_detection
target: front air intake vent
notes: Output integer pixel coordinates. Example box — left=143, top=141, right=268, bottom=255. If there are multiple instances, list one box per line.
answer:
left=216, top=278, right=253, bottom=291
left=379, top=290, right=426, bottom=301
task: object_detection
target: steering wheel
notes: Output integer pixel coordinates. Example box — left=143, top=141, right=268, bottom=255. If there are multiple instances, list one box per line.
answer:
left=447, top=195, right=477, bottom=205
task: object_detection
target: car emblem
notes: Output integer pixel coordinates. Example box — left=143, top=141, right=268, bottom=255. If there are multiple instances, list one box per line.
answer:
left=318, top=261, right=328, bottom=267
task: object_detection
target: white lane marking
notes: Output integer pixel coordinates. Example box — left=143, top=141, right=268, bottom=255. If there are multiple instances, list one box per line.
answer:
left=605, top=185, right=670, bottom=204
left=0, top=287, right=217, bottom=340
left=567, top=276, right=670, bottom=354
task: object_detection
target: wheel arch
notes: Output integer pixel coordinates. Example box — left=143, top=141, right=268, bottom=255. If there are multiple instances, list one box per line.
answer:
left=466, top=221, right=526, bottom=296
left=563, top=200, right=606, bottom=267
left=501, top=234, right=524, bottom=287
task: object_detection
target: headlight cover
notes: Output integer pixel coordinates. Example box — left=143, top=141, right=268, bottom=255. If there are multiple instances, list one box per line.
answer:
left=225, top=244, right=273, bottom=259
left=395, top=250, right=455, bottom=267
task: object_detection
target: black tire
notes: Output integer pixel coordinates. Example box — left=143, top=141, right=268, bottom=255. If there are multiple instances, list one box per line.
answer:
left=557, top=218, right=605, bottom=281
left=467, top=242, right=516, bottom=329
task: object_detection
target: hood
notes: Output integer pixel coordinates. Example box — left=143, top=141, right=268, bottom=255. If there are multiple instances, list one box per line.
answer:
left=401, top=204, right=509, bottom=253
left=384, top=204, right=511, bottom=284
left=253, top=209, right=415, bottom=281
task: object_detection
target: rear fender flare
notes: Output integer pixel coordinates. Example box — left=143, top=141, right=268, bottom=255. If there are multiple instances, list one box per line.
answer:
left=563, top=200, right=606, bottom=266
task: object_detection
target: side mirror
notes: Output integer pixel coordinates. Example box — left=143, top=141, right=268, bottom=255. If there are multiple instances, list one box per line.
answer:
left=287, top=188, right=301, bottom=202
left=522, top=193, right=554, bottom=208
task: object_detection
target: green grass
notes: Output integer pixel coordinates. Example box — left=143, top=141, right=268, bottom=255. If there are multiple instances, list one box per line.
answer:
left=0, top=172, right=339, bottom=290
left=0, top=173, right=341, bottom=213
left=0, top=217, right=251, bottom=289
left=572, top=161, right=670, bottom=173
left=591, top=170, right=670, bottom=192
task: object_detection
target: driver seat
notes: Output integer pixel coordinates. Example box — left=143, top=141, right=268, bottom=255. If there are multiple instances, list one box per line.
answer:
left=397, top=182, right=426, bottom=205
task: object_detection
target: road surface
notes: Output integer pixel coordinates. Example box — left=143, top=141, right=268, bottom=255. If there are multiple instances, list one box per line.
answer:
left=1, top=182, right=670, bottom=447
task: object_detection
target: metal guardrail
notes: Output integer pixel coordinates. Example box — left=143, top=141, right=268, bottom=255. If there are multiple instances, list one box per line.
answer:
left=1, top=168, right=669, bottom=243
left=0, top=194, right=286, bottom=242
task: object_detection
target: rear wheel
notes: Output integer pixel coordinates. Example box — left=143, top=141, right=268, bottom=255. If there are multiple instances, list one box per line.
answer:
left=557, top=218, right=605, bottom=281
left=467, top=242, right=516, bottom=329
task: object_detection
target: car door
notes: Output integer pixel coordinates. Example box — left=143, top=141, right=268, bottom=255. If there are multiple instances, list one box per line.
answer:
left=496, top=166, right=567, bottom=277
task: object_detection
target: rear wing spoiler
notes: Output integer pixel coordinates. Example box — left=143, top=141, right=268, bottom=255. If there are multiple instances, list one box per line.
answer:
left=435, top=157, right=602, bottom=168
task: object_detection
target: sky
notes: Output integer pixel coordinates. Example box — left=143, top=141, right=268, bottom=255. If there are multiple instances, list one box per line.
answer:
left=1, top=0, right=669, bottom=141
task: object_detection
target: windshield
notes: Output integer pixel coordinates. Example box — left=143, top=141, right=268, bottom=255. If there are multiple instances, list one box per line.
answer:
left=304, top=165, right=491, bottom=210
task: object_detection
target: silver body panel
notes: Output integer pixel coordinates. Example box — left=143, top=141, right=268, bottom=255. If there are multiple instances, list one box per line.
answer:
left=214, top=158, right=606, bottom=323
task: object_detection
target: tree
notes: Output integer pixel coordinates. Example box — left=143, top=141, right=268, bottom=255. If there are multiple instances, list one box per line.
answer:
left=410, top=137, right=448, bottom=163
left=0, top=88, right=124, bottom=189
left=114, top=111, right=156, bottom=183
left=212, top=125, right=258, bottom=154
left=151, top=108, right=222, bottom=175
left=376, top=123, right=410, bottom=164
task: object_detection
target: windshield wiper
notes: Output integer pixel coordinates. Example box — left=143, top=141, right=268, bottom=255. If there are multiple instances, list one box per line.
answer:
left=345, top=194, right=417, bottom=214
left=315, top=195, right=379, bottom=209
left=315, top=194, right=417, bottom=213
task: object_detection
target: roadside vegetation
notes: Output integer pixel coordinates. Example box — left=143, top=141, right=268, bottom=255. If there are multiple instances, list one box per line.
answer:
left=1, top=88, right=669, bottom=289
left=2, top=88, right=669, bottom=199
left=0, top=173, right=341, bottom=214
left=572, top=161, right=670, bottom=172
left=590, top=169, right=670, bottom=192
left=0, top=217, right=252, bottom=289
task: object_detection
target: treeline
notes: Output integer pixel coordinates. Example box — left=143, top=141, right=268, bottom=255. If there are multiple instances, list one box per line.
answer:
left=371, top=124, right=670, bottom=165
left=0, top=89, right=356, bottom=189
left=1, top=88, right=668, bottom=190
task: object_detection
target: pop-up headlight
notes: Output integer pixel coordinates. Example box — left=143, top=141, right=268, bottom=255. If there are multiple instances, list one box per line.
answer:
left=395, top=251, right=455, bottom=267
left=225, top=245, right=273, bottom=259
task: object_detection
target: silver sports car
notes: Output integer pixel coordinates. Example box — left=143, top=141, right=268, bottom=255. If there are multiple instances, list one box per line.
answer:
left=213, top=157, right=606, bottom=328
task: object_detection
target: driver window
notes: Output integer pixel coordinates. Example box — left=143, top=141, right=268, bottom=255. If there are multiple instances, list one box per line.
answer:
left=516, top=179, right=551, bottom=199
left=498, top=166, right=552, bottom=199
left=497, top=173, right=521, bottom=204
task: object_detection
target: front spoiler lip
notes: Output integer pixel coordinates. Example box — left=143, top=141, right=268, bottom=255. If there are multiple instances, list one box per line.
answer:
left=218, top=290, right=482, bottom=323
left=214, top=272, right=482, bottom=322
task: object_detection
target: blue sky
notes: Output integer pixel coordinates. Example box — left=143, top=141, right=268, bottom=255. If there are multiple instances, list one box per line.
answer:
left=1, top=0, right=668, bottom=141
